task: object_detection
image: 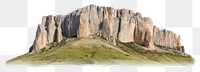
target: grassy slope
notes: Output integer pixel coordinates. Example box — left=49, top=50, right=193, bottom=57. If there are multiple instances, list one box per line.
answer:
left=6, top=36, right=194, bottom=65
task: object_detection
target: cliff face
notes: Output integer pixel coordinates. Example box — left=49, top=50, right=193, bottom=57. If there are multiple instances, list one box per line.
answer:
left=30, top=4, right=182, bottom=53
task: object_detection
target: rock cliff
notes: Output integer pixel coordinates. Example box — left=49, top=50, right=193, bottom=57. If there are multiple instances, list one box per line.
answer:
left=30, top=4, right=182, bottom=53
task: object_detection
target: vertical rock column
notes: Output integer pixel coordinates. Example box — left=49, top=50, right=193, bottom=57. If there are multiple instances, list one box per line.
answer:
left=134, top=12, right=154, bottom=49
left=134, top=12, right=147, bottom=46
left=46, top=15, right=56, bottom=43
left=77, top=6, right=90, bottom=37
left=118, top=9, right=135, bottom=43
left=144, top=17, right=154, bottom=49
left=54, top=15, right=63, bottom=42
left=31, top=16, right=48, bottom=53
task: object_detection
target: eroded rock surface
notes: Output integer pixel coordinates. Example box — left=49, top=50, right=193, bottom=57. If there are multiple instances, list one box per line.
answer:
left=30, top=4, right=182, bottom=53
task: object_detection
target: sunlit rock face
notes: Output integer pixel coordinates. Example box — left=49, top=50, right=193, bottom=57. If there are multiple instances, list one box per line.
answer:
left=31, top=4, right=181, bottom=53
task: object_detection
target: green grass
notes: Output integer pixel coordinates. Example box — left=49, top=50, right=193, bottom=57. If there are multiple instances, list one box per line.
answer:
left=6, top=35, right=194, bottom=65
left=116, top=41, right=194, bottom=65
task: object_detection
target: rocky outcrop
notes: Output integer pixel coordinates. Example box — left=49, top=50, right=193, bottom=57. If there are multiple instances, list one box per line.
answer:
left=133, top=13, right=154, bottom=49
left=30, top=4, right=183, bottom=53
left=31, top=17, right=48, bottom=52
left=54, top=15, right=63, bottom=42
left=45, top=15, right=56, bottom=43
left=153, top=26, right=181, bottom=49
left=117, top=9, right=135, bottom=43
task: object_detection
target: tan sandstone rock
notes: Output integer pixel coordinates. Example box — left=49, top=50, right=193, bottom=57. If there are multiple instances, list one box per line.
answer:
left=30, top=4, right=182, bottom=52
